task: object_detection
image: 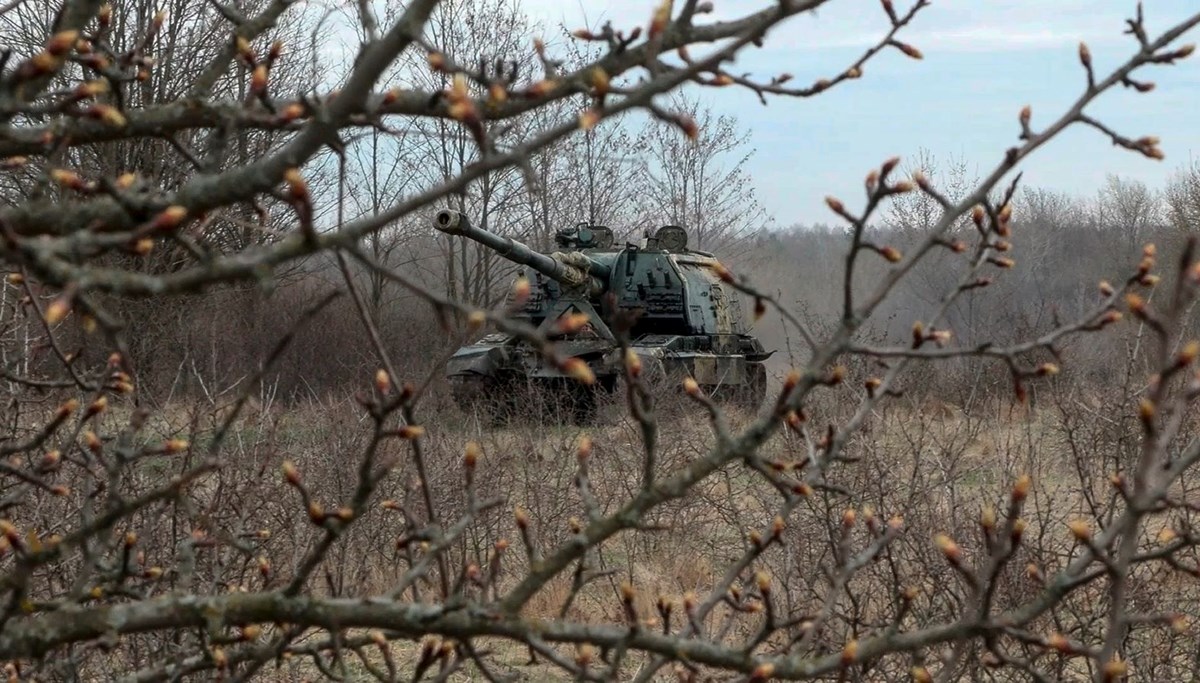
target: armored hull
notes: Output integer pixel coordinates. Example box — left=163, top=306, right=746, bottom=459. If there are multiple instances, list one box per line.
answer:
left=433, top=210, right=772, bottom=424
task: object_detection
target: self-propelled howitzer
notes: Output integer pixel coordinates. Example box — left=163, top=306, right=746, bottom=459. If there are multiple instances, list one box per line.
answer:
left=434, top=209, right=773, bottom=424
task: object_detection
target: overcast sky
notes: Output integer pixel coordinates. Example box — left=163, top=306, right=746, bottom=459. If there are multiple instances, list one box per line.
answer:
left=510, top=0, right=1200, bottom=228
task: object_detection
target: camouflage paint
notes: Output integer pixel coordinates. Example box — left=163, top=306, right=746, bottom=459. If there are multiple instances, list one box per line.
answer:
left=434, top=211, right=773, bottom=423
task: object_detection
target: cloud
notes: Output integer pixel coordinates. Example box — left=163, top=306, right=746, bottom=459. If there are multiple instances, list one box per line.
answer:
left=786, top=24, right=1125, bottom=53
left=513, top=0, right=1145, bottom=57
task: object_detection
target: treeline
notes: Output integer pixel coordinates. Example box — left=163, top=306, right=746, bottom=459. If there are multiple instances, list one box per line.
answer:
left=746, top=161, right=1200, bottom=404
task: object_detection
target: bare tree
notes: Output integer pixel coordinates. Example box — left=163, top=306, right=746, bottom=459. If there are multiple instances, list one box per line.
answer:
left=1165, top=157, right=1200, bottom=236
left=1095, top=173, right=1163, bottom=252
left=1, top=1, right=1200, bottom=681
left=397, top=0, right=551, bottom=309
left=636, top=91, right=770, bottom=255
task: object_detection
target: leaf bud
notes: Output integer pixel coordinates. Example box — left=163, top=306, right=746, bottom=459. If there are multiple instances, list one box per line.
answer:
left=1012, top=474, right=1030, bottom=502
left=896, top=41, right=923, bottom=59
left=649, top=0, right=671, bottom=38
left=555, top=312, right=592, bottom=334
left=283, top=167, right=308, bottom=200
left=1171, top=614, right=1189, bottom=633
left=755, top=571, right=771, bottom=593
left=47, top=30, right=79, bottom=56
left=577, top=108, right=600, bottom=135
left=620, top=580, right=636, bottom=603
left=45, top=295, right=72, bottom=324
left=1067, top=518, right=1092, bottom=542
left=1047, top=632, right=1072, bottom=653
left=1177, top=340, right=1199, bottom=367
left=41, top=450, right=60, bottom=470
left=711, top=262, right=734, bottom=283
left=589, top=67, right=610, bottom=95
left=281, top=460, right=300, bottom=486
left=56, top=399, right=79, bottom=419
left=1138, top=397, right=1155, bottom=424
left=280, top=102, right=305, bottom=121
left=396, top=425, right=425, bottom=439
left=934, top=533, right=962, bottom=563
left=980, top=505, right=996, bottom=529
left=827, top=365, right=846, bottom=384
left=561, top=358, right=595, bottom=384
left=624, top=348, right=642, bottom=377
left=152, top=205, right=187, bottom=231
left=251, top=64, right=268, bottom=93
left=85, top=396, right=107, bottom=417
left=88, top=104, right=126, bottom=127
left=1103, top=658, right=1127, bottom=681
left=750, top=663, right=775, bottom=682
left=779, top=373, right=801, bottom=402
left=50, top=168, right=85, bottom=191
left=526, top=79, right=556, bottom=98
left=841, top=639, right=859, bottom=665
left=1011, top=517, right=1027, bottom=542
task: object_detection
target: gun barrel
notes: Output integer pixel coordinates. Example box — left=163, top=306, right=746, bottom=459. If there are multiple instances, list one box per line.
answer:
left=433, top=210, right=607, bottom=292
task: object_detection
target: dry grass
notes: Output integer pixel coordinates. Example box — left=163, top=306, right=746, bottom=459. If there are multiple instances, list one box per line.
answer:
left=8, top=372, right=1199, bottom=680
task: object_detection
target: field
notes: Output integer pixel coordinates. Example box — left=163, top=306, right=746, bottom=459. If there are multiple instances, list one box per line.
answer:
left=7, top=354, right=1190, bottom=680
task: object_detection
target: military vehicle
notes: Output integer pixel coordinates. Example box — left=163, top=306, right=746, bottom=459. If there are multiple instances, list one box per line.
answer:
left=434, top=209, right=772, bottom=424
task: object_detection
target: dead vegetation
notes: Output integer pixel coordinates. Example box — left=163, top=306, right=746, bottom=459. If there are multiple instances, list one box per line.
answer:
left=4, top=0, right=1200, bottom=681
